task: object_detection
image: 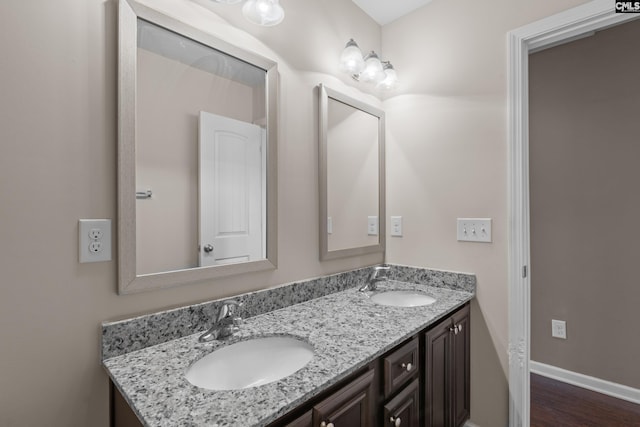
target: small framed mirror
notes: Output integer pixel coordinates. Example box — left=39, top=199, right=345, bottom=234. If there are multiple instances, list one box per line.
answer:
left=318, top=84, right=385, bottom=261
left=118, top=0, right=278, bottom=294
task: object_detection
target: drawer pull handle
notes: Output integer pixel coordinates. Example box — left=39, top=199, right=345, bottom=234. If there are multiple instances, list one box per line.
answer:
left=450, top=325, right=460, bottom=335
left=390, top=416, right=402, bottom=426
left=401, top=362, right=413, bottom=372
left=320, top=422, right=334, bottom=427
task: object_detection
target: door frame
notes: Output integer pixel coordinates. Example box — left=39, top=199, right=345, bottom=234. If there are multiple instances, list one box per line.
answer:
left=507, top=1, right=636, bottom=425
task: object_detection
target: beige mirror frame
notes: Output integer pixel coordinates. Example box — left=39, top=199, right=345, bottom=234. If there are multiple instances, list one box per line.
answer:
left=318, top=84, right=385, bottom=261
left=118, top=0, right=278, bottom=294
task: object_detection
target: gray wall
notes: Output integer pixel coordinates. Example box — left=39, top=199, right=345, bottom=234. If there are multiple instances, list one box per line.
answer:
left=0, top=0, right=382, bottom=425
left=0, top=0, right=594, bottom=425
left=530, top=19, right=640, bottom=389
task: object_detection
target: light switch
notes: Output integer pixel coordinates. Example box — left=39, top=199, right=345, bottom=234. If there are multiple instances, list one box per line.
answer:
left=457, top=218, right=492, bottom=243
left=327, top=217, right=333, bottom=234
left=391, top=216, right=403, bottom=237
left=367, top=216, right=378, bottom=236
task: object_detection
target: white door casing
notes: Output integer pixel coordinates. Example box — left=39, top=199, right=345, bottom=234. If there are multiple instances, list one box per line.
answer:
left=199, top=111, right=265, bottom=267
left=507, top=2, right=636, bottom=426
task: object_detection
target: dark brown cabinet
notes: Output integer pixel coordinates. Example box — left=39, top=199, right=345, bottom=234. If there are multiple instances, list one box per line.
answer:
left=276, top=367, right=376, bottom=427
left=283, top=410, right=312, bottom=427
left=383, top=378, right=420, bottom=427
left=312, top=369, right=376, bottom=427
left=424, top=304, right=470, bottom=427
left=383, top=337, right=419, bottom=398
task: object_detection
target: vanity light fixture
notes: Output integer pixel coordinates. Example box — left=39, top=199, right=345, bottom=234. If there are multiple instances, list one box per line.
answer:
left=339, top=39, right=398, bottom=89
left=212, top=0, right=285, bottom=27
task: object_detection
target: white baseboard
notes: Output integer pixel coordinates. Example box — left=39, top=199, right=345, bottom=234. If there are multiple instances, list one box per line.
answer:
left=530, top=361, right=640, bottom=405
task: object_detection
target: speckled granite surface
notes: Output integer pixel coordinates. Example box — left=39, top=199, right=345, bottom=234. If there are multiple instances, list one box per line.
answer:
left=102, top=265, right=476, bottom=360
left=102, top=267, right=372, bottom=360
left=103, top=272, right=475, bottom=427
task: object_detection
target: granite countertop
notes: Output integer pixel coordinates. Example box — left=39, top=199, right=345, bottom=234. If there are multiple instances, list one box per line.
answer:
left=103, top=280, right=474, bottom=426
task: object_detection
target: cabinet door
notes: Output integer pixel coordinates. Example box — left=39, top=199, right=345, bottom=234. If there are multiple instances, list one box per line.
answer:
left=313, top=369, right=375, bottom=427
left=284, top=410, right=313, bottom=427
left=112, top=381, right=144, bottom=427
left=424, top=318, right=452, bottom=427
left=451, top=305, right=470, bottom=427
left=383, top=378, right=420, bottom=427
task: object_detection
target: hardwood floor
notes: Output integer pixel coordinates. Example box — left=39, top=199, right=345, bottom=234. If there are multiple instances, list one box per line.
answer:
left=530, top=373, right=640, bottom=427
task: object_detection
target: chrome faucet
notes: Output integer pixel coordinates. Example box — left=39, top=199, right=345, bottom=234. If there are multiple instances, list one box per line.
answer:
left=359, top=266, right=391, bottom=292
left=198, top=300, right=243, bottom=343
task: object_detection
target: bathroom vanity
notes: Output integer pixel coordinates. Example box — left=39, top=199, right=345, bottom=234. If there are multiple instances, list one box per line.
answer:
left=266, top=303, right=470, bottom=427
left=103, top=266, right=475, bottom=427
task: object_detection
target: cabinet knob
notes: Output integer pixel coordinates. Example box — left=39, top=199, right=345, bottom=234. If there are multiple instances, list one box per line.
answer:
left=401, top=362, right=413, bottom=372
left=457, top=323, right=463, bottom=333
left=390, top=416, right=402, bottom=426
left=320, top=422, right=334, bottom=427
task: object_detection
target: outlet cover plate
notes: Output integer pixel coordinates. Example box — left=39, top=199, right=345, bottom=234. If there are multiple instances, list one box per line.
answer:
left=79, top=219, right=112, bottom=263
left=552, top=319, right=567, bottom=339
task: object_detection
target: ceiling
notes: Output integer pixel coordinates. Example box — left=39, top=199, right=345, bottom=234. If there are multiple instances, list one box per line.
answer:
left=351, top=0, right=433, bottom=26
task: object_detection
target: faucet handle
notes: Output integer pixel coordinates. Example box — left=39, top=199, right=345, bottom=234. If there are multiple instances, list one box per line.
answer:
left=372, top=265, right=391, bottom=278
left=216, top=299, right=243, bottom=321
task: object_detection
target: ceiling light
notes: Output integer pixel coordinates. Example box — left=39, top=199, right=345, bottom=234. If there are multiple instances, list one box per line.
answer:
left=359, top=51, right=385, bottom=83
left=242, top=0, right=285, bottom=26
left=212, top=0, right=285, bottom=27
left=378, top=61, right=398, bottom=89
left=339, top=39, right=398, bottom=89
left=339, top=39, right=365, bottom=74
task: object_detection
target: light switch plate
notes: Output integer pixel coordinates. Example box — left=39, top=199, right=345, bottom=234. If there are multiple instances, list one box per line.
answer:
left=391, top=216, right=403, bottom=237
left=367, top=216, right=378, bottom=236
left=457, top=218, right=492, bottom=243
left=79, top=219, right=112, bottom=263
left=327, top=217, right=333, bottom=234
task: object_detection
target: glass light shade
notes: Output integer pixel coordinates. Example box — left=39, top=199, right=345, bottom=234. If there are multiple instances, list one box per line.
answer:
left=378, top=62, right=399, bottom=89
left=359, top=51, right=385, bottom=83
left=242, top=0, right=285, bottom=26
left=339, top=39, right=365, bottom=74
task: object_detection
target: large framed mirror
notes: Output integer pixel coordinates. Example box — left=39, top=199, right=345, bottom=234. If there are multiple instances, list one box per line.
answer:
left=118, top=0, right=278, bottom=294
left=318, top=84, right=385, bottom=261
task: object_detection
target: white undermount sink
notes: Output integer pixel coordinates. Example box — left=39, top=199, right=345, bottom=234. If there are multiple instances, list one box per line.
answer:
left=185, top=336, right=314, bottom=390
left=370, top=290, right=436, bottom=307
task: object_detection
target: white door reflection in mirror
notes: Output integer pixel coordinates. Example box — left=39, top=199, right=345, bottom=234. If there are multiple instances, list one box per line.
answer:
left=199, top=112, right=265, bottom=267
left=118, top=0, right=278, bottom=293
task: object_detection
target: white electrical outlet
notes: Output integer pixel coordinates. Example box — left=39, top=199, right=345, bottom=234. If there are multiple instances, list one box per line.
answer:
left=552, top=319, right=567, bottom=339
left=391, top=216, right=403, bottom=237
left=79, top=219, right=112, bottom=263
left=367, top=216, right=378, bottom=236
left=457, top=218, right=492, bottom=243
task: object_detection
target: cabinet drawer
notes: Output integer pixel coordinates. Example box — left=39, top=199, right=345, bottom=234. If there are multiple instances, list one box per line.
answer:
left=383, top=378, right=420, bottom=427
left=383, top=337, right=419, bottom=398
left=313, top=369, right=375, bottom=427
